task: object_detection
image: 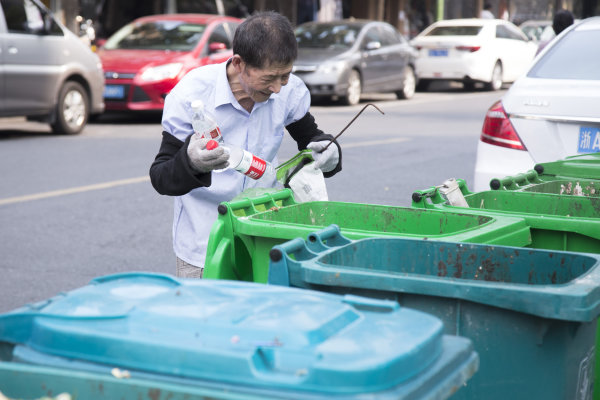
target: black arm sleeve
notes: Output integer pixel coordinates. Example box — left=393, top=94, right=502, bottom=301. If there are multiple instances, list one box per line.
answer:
left=285, top=112, right=342, bottom=177
left=149, top=131, right=212, bottom=196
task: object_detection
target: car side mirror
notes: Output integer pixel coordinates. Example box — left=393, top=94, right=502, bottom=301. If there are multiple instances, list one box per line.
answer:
left=95, top=38, right=107, bottom=48
left=209, top=42, right=227, bottom=54
left=365, top=41, right=382, bottom=51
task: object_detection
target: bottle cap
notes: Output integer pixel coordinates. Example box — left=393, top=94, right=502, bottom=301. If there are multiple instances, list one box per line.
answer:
left=206, top=140, right=219, bottom=150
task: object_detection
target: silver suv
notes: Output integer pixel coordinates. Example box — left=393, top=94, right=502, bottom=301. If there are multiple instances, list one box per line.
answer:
left=0, top=0, right=104, bottom=135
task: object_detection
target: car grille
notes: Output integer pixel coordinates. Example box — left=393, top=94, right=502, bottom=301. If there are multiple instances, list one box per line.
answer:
left=104, top=71, right=136, bottom=80
left=132, top=86, right=151, bottom=102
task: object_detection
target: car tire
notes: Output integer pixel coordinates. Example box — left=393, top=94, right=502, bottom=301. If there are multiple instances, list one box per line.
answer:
left=416, top=79, right=431, bottom=92
left=340, top=69, right=361, bottom=106
left=51, top=81, right=89, bottom=135
left=396, top=66, right=416, bottom=100
left=485, top=62, right=503, bottom=91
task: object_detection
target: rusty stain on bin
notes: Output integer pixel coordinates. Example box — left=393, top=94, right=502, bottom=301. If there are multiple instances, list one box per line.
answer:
left=438, top=261, right=447, bottom=277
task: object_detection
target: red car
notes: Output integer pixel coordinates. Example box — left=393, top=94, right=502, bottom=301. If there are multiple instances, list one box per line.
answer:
left=97, top=14, right=242, bottom=111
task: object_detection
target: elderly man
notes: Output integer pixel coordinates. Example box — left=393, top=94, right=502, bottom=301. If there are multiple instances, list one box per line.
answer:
left=150, top=11, right=342, bottom=278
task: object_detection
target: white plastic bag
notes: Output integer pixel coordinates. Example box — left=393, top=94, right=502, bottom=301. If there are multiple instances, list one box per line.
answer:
left=288, top=162, right=328, bottom=202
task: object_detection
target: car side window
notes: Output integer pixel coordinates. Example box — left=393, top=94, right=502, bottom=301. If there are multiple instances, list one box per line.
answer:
left=225, top=22, right=239, bottom=43
left=379, top=25, right=400, bottom=46
left=496, top=24, right=526, bottom=41
left=495, top=25, right=509, bottom=39
left=505, top=25, right=528, bottom=41
left=2, top=0, right=61, bottom=35
left=3, top=0, right=33, bottom=33
left=208, top=23, right=232, bottom=48
left=361, top=26, right=381, bottom=49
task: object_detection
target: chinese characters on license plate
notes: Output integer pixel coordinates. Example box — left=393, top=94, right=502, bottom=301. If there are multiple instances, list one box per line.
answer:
left=578, top=127, right=600, bottom=153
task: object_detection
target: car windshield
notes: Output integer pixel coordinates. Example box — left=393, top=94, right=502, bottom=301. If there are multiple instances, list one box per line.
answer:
left=104, top=20, right=206, bottom=51
left=425, top=26, right=482, bottom=36
left=528, top=29, right=600, bottom=80
left=295, top=24, right=361, bottom=49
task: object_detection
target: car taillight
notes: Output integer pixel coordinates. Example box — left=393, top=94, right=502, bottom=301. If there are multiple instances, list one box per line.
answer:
left=456, top=45, right=481, bottom=52
left=480, top=101, right=526, bottom=150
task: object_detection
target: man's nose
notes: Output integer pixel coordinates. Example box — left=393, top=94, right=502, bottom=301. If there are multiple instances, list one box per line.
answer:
left=269, top=79, right=283, bottom=94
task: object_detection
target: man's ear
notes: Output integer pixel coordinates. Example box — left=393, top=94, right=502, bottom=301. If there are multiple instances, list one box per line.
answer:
left=230, top=55, right=244, bottom=73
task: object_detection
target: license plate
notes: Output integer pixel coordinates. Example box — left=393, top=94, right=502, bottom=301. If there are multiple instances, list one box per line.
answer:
left=428, top=49, right=448, bottom=57
left=578, top=127, right=600, bottom=153
left=103, top=85, right=125, bottom=99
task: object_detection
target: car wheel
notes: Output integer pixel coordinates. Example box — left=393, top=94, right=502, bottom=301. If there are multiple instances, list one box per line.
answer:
left=340, top=70, right=361, bottom=106
left=416, top=79, right=431, bottom=92
left=396, top=66, right=416, bottom=100
left=485, top=62, right=503, bottom=91
left=51, top=81, right=89, bottom=135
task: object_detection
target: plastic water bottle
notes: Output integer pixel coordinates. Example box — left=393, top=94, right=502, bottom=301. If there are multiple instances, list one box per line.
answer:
left=206, top=140, right=276, bottom=181
left=190, top=100, right=222, bottom=142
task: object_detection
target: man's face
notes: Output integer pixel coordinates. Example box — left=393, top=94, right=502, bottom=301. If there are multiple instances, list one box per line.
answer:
left=238, top=61, right=293, bottom=103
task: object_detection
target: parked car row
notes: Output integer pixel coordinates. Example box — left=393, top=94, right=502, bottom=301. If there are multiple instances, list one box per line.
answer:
left=0, top=1, right=554, bottom=136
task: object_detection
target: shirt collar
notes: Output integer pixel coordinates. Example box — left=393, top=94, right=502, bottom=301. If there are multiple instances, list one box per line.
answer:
left=214, top=59, right=236, bottom=108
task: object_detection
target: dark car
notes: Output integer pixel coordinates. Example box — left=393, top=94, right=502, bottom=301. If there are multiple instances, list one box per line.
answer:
left=97, top=14, right=241, bottom=112
left=293, top=19, right=418, bottom=106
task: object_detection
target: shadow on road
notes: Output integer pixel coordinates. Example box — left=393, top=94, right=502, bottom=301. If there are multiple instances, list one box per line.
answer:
left=91, top=111, right=163, bottom=125
left=311, top=80, right=509, bottom=107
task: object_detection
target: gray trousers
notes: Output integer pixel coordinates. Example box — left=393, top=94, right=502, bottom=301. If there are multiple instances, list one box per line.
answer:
left=176, top=257, right=203, bottom=278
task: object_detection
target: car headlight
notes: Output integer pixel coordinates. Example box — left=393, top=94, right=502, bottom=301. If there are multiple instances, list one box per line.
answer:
left=317, top=60, right=346, bottom=74
left=139, top=63, right=183, bottom=82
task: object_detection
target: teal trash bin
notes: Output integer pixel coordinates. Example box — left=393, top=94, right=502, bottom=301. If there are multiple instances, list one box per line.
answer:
left=0, top=273, right=478, bottom=400
left=269, top=225, right=600, bottom=400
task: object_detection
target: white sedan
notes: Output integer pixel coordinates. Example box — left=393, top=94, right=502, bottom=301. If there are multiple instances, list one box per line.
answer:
left=411, top=19, right=537, bottom=91
left=473, top=17, right=600, bottom=191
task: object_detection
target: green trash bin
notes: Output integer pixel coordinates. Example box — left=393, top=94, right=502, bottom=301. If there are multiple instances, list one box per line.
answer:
left=268, top=225, right=600, bottom=400
left=535, top=153, right=600, bottom=180
left=205, top=189, right=532, bottom=283
left=488, top=169, right=600, bottom=196
left=485, top=153, right=600, bottom=193
left=412, top=178, right=600, bottom=253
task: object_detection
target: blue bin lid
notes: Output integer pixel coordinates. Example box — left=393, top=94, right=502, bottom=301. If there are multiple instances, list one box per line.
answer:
left=0, top=273, right=450, bottom=396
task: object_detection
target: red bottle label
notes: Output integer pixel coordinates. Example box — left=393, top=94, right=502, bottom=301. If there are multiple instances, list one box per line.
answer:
left=244, top=155, right=267, bottom=179
left=208, top=127, right=221, bottom=139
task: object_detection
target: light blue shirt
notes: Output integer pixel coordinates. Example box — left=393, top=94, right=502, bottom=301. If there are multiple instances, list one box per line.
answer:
left=161, top=61, right=311, bottom=267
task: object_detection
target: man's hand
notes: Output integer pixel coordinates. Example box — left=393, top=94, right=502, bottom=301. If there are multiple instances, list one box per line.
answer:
left=187, top=135, right=229, bottom=173
left=307, top=140, right=339, bottom=173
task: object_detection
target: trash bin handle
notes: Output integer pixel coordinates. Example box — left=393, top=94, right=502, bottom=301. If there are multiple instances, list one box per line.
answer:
left=490, top=170, right=541, bottom=190
left=91, top=272, right=183, bottom=286
left=221, top=189, right=295, bottom=216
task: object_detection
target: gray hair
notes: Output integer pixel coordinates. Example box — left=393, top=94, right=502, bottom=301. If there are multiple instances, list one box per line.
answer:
left=232, top=11, right=298, bottom=68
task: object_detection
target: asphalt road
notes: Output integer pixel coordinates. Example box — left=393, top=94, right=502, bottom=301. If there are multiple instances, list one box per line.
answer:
left=0, top=84, right=506, bottom=312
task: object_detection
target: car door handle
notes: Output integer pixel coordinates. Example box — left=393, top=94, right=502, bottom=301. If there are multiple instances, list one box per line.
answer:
left=8, top=46, right=18, bottom=54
